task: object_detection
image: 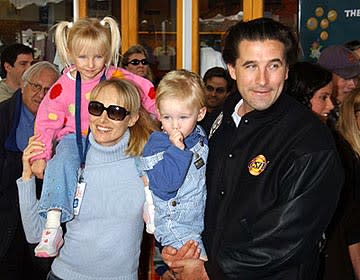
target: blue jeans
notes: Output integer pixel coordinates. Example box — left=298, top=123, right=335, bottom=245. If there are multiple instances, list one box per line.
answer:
left=39, top=134, right=85, bottom=223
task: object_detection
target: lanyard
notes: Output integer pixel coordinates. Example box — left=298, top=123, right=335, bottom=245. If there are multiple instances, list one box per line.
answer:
left=75, top=70, right=107, bottom=169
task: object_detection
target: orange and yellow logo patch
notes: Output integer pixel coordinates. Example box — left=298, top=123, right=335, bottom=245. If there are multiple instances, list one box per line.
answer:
left=248, top=154, right=269, bottom=176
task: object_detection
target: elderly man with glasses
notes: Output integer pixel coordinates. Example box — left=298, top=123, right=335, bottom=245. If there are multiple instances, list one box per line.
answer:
left=0, top=61, right=59, bottom=280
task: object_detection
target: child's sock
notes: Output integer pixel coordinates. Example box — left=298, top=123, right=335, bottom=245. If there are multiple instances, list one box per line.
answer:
left=45, top=209, right=61, bottom=229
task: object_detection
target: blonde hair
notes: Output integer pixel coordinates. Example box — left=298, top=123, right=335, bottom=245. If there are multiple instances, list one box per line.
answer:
left=156, top=69, right=206, bottom=110
left=54, top=17, right=121, bottom=68
left=337, top=89, right=360, bottom=157
left=90, top=78, right=159, bottom=156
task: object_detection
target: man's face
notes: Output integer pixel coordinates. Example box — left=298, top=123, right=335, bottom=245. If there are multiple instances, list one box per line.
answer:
left=332, top=73, right=358, bottom=104
left=204, top=76, right=230, bottom=112
left=228, top=40, right=288, bottom=116
left=21, top=68, right=58, bottom=115
left=5, top=53, right=33, bottom=87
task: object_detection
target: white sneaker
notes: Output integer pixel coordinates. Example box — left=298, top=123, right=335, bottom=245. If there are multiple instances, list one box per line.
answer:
left=35, top=227, right=64, bottom=258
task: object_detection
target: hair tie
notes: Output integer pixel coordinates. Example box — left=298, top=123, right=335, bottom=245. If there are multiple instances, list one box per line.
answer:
left=67, top=22, right=73, bottom=29
left=100, top=19, right=106, bottom=26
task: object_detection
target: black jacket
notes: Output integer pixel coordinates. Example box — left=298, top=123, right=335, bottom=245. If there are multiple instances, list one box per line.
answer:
left=203, top=93, right=343, bottom=279
left=0, top=91, right=23, bottom=258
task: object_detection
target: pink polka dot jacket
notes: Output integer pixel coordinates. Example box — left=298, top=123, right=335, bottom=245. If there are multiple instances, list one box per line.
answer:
left=33, top=65, right=156, bottom=160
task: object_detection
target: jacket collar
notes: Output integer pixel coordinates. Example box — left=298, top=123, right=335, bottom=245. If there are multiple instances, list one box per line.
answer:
left=222, top=91, right=294, bottom=126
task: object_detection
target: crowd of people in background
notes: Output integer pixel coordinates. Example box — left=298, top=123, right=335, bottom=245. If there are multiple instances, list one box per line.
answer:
left=0, top=15, right=359, bottom=280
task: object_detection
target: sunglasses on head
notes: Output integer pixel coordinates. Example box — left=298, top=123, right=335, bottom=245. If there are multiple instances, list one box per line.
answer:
left=205, top=85, right=227, bottom=94
left=127, top=59, right=149, bottom=66
left=88, top=101, right=130, bottom=121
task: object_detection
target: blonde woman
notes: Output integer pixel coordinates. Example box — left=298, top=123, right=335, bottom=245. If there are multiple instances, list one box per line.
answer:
left=30, top=17, right=156, bottom=258
left=18, top=79, right=158, bottom=280
left=322, top=89, right=360, bottom=280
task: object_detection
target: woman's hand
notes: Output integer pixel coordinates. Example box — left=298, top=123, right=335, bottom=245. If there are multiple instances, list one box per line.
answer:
left=31, top=159, right=46, bottom=179
left=22, top=135, right=45, bottom=181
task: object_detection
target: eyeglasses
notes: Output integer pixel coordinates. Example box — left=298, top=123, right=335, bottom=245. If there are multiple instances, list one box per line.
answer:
left=26, top=80, right=51, bottom=95
left=88, top=101, right=130, bottom=121
left=205, top=85, right=227, bottom=94
left=127, top=59, right=149, bottom=66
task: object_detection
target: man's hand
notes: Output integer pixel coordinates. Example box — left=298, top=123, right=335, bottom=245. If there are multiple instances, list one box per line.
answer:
left=171, top=258, right=209, bottom=280
left=162, top=240, right=203, bottom=278
left=162, top=240, right=200, bottom=267
left=160, top=270, right=176, bottom=280
left=31, top=158, right=46, bottom=179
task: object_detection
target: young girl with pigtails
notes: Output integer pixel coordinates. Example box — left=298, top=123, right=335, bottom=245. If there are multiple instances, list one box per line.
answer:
left=30, top=17, right=156, bottom=258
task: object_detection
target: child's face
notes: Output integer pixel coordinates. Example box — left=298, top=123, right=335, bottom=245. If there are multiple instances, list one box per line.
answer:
left=71, top=45, right=107, bottom=81
left=159, top=97, right=206, bottom=138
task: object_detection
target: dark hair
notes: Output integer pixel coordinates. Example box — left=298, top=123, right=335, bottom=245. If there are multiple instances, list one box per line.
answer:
left=121, top=44, right=150, bottom=67
left=1, top=43, right=34, bottom=77
left=222, top=17, right=298, bottom=67
left=203, top=67, right=233, bottom=92
left=344, top=40, right=360, bottom=51
left=286, top=61, right=332, bottom=108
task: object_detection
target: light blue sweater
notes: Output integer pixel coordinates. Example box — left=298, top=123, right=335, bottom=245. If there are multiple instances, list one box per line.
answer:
left=17, top=130, right=145, bottom=280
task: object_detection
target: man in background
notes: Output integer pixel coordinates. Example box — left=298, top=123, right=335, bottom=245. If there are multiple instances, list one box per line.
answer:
left=0, top=43, right=34, bottom=103
left=199, top=67, right=232, bottom=136
left=0, top=61, right=59, bottom=280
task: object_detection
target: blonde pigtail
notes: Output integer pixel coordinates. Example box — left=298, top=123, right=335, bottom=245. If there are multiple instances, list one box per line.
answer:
left=102, top=16, right=121, bottom=67
left=54, top=21, right=72, bottom=68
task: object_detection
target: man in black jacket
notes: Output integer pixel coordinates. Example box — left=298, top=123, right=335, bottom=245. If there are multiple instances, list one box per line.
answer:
left=0, top=61, right=59, bottom=279
left=198, top=67, right=232, bottom=136
left=163, top=18, right=343, bottom=280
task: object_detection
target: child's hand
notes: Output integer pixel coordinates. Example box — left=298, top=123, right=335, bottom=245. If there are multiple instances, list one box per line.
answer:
left=22, top=135, right=45, bottom=180
left=31, top=159, right=47, bottom=179
left=169, top=129, right=185, bottom=150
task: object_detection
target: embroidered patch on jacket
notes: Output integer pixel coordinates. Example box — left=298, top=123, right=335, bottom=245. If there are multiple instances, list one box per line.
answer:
left=248, top=154, right=269, bottom=176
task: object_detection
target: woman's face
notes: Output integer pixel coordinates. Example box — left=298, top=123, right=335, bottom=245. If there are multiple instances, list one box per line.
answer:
left=89, top=86, right=138, bottom=146
left=125, top=53, right=149, bottom=78
left=310, top=82, right=334, bottom=120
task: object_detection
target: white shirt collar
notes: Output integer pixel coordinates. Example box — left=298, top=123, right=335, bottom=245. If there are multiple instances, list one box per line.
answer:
left=232, top=99, right=243, bottom=127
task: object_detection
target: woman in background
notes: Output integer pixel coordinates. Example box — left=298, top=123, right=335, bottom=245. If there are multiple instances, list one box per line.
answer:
left=122, top=44, right=154, bottom=83
left=286, top=61, right=334, bottom=122
left=325, top=90, right=360, bottom=280
left=288, top=62, right=360, bottom=280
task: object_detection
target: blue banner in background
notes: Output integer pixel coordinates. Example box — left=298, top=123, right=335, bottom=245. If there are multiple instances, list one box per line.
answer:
left=299, top=0, right=360, bottom=62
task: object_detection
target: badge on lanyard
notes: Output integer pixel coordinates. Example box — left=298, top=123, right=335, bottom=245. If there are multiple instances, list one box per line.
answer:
left=194, top=152, right=205, bottom=169
left=73, top=168, right=86, bottom=215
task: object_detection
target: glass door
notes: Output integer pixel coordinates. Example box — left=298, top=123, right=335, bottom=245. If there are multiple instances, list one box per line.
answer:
left=137, top=0, right=177, bottom=85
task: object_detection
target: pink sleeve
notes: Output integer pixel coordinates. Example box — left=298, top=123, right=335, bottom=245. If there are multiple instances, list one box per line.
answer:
left=33, top=81, right=68, bottom=161
left=110, top=67, right=157, bottom=117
